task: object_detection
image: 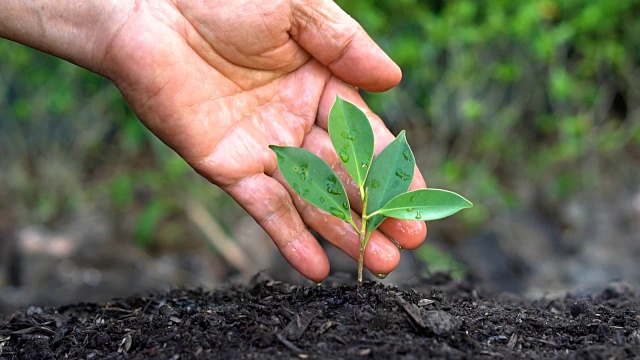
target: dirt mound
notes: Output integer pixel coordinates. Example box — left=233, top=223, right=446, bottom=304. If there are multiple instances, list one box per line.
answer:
left=1, top=275, right=638, bottom=359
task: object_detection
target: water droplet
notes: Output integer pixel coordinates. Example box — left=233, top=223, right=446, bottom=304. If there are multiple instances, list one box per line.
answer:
left=325, top=176, right=341, bottom=195
left=292, top=183, right=301, bottom=194
left=395, top=170, right=411, bottom=181
left=339, top=151, right=350, bottom=163
left=329, top=207, right=346, bottom=219
left=342, top=201, right=350, bottom=211
left=294, top=162, right=310, bottom=181
left=302, top=189, right=310, bottom=197
left=319, top=197, right=326, bottom=203
left=415, top=210, right=422, bottom=220
left=375, top=273, right=388, bottom=279
left=361, top=162, right=369, bottom=168
left=370, top=179, right=380, bottom=189
left=340, top=129, right=358, bottom=141
left=406, top=207, right=413, bottom=212
left=410, top=196, right=415, bottom=203
left=402, top=151, right=412, bottom=161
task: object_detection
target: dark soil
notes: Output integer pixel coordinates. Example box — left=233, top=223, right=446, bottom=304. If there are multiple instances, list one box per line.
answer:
left=1, top=274, right=639, bottom=359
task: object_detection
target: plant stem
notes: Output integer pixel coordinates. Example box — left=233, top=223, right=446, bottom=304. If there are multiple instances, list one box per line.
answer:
left=357, top=189, right=369, bottom=287
left=357, top=221, right=368, bottom=286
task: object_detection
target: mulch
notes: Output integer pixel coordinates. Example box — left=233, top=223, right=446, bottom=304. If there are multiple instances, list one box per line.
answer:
left=1, top=274, right=638, bottom=359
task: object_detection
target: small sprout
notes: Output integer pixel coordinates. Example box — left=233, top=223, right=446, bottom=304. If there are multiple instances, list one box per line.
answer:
left=270, top=96, right=472, bottom=286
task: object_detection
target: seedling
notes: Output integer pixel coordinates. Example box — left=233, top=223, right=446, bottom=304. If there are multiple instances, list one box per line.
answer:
left=270, top=97, right=472, bottom=285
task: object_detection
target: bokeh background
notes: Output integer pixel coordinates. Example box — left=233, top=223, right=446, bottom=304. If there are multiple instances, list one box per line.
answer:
left=1, top=0, right=639, bottom=313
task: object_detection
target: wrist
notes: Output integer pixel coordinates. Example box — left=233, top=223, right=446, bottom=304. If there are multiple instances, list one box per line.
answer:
left=0, top=0, right=132, bottom=76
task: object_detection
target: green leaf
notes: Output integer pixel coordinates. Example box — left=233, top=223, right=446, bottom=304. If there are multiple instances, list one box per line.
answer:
left=328, top=96, right=375, bottom=188
left=270, top=145, right=352, bottom=222
left=364, top=131, right=414, bottom=232
left=377, top=189, right=472, bottom=221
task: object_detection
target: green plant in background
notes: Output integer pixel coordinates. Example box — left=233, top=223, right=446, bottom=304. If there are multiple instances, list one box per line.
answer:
left=0, top=39, right=236, bottom=255
left=416, top=244, right=467, bottom=281
left=336, top=0, right=640, bottom=229
left=271, top=97, right=472, bottom=285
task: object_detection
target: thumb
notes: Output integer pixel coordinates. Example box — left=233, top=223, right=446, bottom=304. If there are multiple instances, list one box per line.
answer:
left=290, top=0, right=402, bottom=92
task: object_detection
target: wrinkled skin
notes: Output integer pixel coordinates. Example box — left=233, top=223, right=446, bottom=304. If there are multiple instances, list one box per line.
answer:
left=94, top=0, right=428, bottom=282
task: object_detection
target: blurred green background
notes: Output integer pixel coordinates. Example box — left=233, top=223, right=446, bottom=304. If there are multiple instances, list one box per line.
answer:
left=1, top=0, right=639, bottom=310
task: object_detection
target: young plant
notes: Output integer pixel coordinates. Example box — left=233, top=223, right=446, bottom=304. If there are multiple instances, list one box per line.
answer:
left=270, top=97, right=472, bottom=285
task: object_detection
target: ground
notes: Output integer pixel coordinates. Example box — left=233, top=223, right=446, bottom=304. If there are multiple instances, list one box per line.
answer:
left=1, top=274, right=638, bottom=359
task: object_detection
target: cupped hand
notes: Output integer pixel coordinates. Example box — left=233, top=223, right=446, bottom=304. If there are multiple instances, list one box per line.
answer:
left=97, top=0, right=427, bottom=282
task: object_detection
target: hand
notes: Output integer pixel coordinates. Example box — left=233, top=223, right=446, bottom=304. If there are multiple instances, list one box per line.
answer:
left=1, top=0, right=427, bottom=282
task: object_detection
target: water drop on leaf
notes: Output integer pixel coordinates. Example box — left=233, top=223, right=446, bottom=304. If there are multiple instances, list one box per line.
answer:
left=402, top=152, right=411, bottom=161
left=395, top=170, right=411, bottom=181
left=415, top=210, right=422, bottom=220
left=361, top=162, right=369, bottom=168
left=325, top=176, right=341, bottom=195
left=342, top=201, right=349, bottom=211
left=329, top=207, right=346, bottom=219
left=339, top=151, right=350, bottom=163
left=319, top=197, right=325, bottom=203
left=340, top=129, right=358, bottom=141
left=293, top=162, right=310, bottom=181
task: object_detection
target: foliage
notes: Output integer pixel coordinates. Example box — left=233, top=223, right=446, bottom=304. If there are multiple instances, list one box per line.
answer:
left=415, top=244, right=467, bottom=281
left=271, top=97, right=472, bottom=284
left=337, top=0, right=640, bottom=229
left=0, top=40, right=233, bottom=253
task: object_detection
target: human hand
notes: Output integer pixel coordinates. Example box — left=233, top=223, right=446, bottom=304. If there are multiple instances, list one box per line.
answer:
left=1, top=0, right=427, bottom=282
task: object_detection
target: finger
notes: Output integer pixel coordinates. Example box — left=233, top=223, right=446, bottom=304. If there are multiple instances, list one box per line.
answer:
left=274, top=126, right=401, bottom=275
left=224, top=174, right=330, bottom=282
left=316, top=79, right=428, bottom=249
left=290, top=0, right=401, bottom=92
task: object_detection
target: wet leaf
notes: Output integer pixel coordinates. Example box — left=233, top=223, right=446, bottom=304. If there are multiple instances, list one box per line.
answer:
left=328, top=97, right=374, bottom=188
left=378, top=189, right=472, bottom=221
left=365, top=131, right=414, bottom=232
left=270, top=145, right=352, bottom=222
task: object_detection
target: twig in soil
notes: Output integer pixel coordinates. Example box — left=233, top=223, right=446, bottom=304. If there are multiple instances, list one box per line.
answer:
left=507, top=333, right=518, bottom=349
left=396, top=296, right=425, bottom=328
left=281, top=311, right=315, bottom=341
left=0, top=335, right=10, bottom=356
left=534, top=338, right=560, bottom=348
left=276, top=333, right=305, bottom=355
left=11, top=325, right=56, bottom=335
left=317, top=320, right=335, bottom=335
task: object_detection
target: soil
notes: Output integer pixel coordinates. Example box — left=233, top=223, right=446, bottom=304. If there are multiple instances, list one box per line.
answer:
left=1, top=273, right=638, bottom=359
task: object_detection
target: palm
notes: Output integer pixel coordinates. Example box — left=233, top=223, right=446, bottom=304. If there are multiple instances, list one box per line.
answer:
left=100, top=0, right=426, bottom=281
